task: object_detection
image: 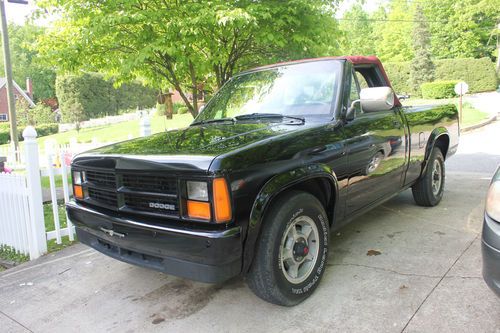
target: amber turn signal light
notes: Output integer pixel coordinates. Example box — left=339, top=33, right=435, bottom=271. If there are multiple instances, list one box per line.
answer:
left=187, top=200, right=211, bottom=220
left=213, top=178, right=232, bottom=223
left=73, top=185, right=84, bottom=199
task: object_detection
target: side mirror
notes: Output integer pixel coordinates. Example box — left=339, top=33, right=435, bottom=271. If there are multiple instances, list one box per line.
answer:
left=360, top=87, right=395, bottom=112
left=345, top=99, right=360, bottom=121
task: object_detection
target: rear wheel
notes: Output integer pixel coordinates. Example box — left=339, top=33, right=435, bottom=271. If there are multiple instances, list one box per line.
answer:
left=412, top=148, right=445, bottom=206
left=246, top=191, right=329, bottom=306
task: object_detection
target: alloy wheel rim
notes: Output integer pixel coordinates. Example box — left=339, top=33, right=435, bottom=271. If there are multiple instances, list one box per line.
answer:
left=280, top=215, right=320, bottom=284
left=431, top=159, right=442, bottom=196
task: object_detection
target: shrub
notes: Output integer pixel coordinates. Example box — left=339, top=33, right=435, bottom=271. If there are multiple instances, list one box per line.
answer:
left=172, top=102, right=184, bottom=114
left=385, top=57, right=498, bottom=96
left=156, top=102, right=166, bottom=116
left=56, top=73, right=157, bottom=123
left=421, top=80, right=458, bottom=99
left=434, top=57, right=498, bottom=93
left=0, top=123, right=59, bottom=145
left=177, top=106, right=189, bottom=114
left=31, top=103, right=56, bottom=125
left=33, top=124, right=59, bottom=137
left=384, top=61, right=412, bottom=95
left=0, top=127, right=9, bottom=145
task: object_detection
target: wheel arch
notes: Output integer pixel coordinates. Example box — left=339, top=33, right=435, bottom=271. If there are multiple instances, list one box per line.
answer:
left=242, top=163, right=338, bottom=273
left=423, top=128, right=450, bottom=174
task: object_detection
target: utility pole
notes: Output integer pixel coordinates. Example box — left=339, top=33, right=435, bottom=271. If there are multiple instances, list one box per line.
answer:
left=496, top=22, right=500, bottom=74
left=0, top=0, right=28, bottom=160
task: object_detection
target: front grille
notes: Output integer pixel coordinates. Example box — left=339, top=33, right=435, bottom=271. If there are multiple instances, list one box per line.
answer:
left=122, top=174, right=177, bottom=194
left=124, top=193, right=178, bottom=215
left=86, top=170, right=116, bottom=188
left=80, top=169, right=180, bottom=218
left=88, top=187, right=118, bottom=207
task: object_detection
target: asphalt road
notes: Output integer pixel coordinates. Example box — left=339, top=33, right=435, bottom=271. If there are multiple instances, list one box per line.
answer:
left=1, top=121, right=500, bottom=333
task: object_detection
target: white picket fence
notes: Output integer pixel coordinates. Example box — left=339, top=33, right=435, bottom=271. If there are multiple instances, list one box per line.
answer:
left=0, top=127, right=76, bottom=259
left=0, top=173, right=32, bottom=255
left=0, top=119, right=152, bottom=261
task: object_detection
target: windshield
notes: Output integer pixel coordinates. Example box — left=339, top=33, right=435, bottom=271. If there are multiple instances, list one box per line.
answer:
left=194, top=60, right=342, bottom=123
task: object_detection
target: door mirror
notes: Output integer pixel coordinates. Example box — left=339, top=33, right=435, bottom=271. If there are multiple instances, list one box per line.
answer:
left=360, top=87, right=395, bottom=112
left=345, top=99, right=360, bottom=121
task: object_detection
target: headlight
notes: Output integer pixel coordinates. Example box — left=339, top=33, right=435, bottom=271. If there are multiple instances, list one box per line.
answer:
left=187, top=181, right=209, bottom=201
left=486, top=180, right=500, bottom=222
left=72, top=171, right=84, bottom=185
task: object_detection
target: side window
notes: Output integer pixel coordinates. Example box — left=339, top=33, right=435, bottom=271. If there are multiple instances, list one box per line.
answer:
left=355, top=72, right=369, bottom=89
left=349, top=73, right=363, bottom=116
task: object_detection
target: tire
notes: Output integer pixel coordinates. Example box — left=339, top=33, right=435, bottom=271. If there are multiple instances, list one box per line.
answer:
left=412, top=148, right=445, bottom=206
left=246, top=191, right=330, bottom=306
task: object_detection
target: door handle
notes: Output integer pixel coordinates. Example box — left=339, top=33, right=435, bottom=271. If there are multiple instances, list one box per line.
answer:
left=310, top=146, right=327, bottom=155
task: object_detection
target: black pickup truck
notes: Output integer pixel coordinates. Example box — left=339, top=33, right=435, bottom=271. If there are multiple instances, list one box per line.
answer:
left=67, top=56, right=459, bottom=306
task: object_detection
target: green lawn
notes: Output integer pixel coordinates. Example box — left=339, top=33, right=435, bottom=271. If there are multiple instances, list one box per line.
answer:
left=44, top=202, right=78, bottom=253
left=0, top=112, right=194, bottom=149
left=41, top=174, right=72, bottom=189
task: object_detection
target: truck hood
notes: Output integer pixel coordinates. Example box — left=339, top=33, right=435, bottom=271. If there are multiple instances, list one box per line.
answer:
left=74, top=122, right=301, bottom=172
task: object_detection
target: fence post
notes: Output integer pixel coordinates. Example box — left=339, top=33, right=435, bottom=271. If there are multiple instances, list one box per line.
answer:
left=60, top=150, right=74, bottom=241
left=23, top=126, right=47, bottom=259
left=140, top=113, right=151, bottom=137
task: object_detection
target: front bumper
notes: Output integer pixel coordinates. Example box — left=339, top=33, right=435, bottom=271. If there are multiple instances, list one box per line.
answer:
left=67, top=201, right=242, bottom=283
left=481, top=213, right=500, bottom=297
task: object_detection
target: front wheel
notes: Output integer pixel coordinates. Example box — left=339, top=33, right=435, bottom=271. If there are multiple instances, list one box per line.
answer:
left=246, top=191, right=329, bottom=306
left=412, top=148, right=445, bottom=206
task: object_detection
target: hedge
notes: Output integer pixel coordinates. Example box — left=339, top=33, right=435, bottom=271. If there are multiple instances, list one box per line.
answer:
left=56, top=73, right=157, bottom=123
left=421, top=81, right=458, bottom=99
left=0, top=123, right=58, bottom=145
left=384, top=57, right=498, bottom=96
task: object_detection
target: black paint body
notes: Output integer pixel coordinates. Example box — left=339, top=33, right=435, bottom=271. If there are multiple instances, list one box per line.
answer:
left=67, top=59, right=459, bottom=283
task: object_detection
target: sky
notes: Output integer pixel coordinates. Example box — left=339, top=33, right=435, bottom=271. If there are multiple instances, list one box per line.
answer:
left=5, top=1, right=38, bottom=25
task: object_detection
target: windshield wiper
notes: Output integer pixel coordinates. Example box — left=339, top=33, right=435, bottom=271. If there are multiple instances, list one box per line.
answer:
left=234, top=113, right=305, bottom=123
left=190, top=117, right=235, bottom=126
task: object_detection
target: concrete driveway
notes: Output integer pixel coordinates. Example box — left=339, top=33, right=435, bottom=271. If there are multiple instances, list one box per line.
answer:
left=2, top=122, right=500, bottom=333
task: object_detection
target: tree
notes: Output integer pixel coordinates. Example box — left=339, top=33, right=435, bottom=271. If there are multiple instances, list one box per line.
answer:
left=0, top=24, right=56, bottom=101
left=376, top=0, right=414, bottom=62
left=409, top=5, right=435, bottom=94
left=37, top=0, right=341, bottom=118
left=422, top=0, right=500, bottom=59
left=339, top=3, right=376, bottom=56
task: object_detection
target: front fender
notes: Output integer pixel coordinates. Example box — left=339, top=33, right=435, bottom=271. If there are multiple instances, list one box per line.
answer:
left=241, top=163, right=338, bottom=273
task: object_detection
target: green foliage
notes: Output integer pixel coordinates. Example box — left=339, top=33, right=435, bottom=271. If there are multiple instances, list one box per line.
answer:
left=38, top=0, right=341, bottom=118
left=384, top=61, right=412, bottom=95
left=34, top=124, right=59, bottom=137
left=421, top=81, right=458, bottom=99
left=173, top=102, right=184, bottom=115
left=177, top=106, right=189, bottom=115
left=422, top=0, right=499, bottom=59
left=434, top=58, right=498, bottom=93
left=0, top=245, right=29, bottom=264
left=409, top=6, right=435, bottom=94
left=385, top=58, right=498, bottom=95
left=31, top=103, right=56, bottom=125
left=56, top=73, right=156, bottom=123
left=340, top=0, right=499, bottom=62
left=0, top=24, right=56, bottom=101
left=339, top=4, right=376, bottom=55
left=376, top=1, right=414, bottom=62
left=156, top=103, right=166, bottom=116
left=0, top=123, right=58, bottom=145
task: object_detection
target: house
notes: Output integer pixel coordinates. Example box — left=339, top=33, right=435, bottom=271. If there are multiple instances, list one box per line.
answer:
left=0, top=78, right=35, bottom=122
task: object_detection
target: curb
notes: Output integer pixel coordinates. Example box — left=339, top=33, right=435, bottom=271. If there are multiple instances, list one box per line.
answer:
left=461, top=114, right=497, bottom=133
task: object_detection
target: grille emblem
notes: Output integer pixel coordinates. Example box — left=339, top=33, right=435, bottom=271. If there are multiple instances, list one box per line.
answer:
left=149, top=202, right=175, bottom=210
